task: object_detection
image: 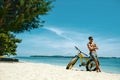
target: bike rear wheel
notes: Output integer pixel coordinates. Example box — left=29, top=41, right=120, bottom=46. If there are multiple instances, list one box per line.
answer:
left=86, top=59, right=99, bottom=71
left=66, top=56, right=78, bottom=69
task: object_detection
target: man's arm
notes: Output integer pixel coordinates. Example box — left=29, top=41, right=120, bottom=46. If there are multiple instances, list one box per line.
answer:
left=94, top=43, right=98, bottom=50
left=87, top=43, right=94, bottom=51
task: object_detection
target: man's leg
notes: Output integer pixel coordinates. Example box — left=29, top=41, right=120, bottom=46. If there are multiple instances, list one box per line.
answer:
left=96, top=60, right=101, bottom=72
left=93, top=52, right=101, bottom=72
left=94, top=59, right=101, bottom=72
left=90, top=52, right=101, bottom=72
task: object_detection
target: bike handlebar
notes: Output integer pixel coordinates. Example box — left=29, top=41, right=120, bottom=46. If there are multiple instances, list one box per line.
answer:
left=74, top=46, right=88, bottom=57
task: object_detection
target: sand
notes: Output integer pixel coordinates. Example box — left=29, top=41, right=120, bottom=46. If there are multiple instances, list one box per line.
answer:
left=0, top=62, right=120, bottom=80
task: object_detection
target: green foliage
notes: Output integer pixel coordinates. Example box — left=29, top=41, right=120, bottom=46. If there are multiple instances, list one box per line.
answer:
left=0, top=32, right=21, bottom=56
left=0, top=0, right=52, bottom=56
left=0, top=0, right=53, bottom=56
left=0, top=0, right=53, bottom=33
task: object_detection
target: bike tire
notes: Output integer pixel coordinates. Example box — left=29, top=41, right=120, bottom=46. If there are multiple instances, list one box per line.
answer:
left=86, top=59, right=99, bottom=71
left=66, top=57, right=78, bottom=69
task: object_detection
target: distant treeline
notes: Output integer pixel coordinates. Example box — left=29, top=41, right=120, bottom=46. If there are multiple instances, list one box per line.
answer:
left=30, top=55, right=73, bottom=58
left=30, top=55, right=120, bottom=59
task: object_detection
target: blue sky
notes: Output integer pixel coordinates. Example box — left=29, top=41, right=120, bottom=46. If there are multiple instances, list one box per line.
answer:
left=16, top=0, right=120, bottom=57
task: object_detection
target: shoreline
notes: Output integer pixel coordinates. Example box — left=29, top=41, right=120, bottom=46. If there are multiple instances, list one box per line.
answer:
left=1, top=58, right=120, bottom=74
left=16, top=56, right=120, bottom=74
left=0, top=62, right=120, bottom=80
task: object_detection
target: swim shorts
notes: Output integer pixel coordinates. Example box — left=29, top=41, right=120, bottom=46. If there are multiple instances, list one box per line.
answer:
left=89, top=51, right=98, bottom=60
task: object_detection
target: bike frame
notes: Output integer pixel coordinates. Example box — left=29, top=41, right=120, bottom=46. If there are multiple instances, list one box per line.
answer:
left=77, top=52, right=89, bottom=66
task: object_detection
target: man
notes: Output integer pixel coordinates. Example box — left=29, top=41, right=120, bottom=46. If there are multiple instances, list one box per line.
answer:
left=87, top=36, right=101, bottom=72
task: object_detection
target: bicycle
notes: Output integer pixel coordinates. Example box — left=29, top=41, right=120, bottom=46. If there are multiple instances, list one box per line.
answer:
left=66, top=46, right=99, bottom=71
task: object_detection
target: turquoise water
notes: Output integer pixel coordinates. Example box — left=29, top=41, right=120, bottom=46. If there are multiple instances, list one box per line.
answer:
left=16, top=56, right=120, bottom=74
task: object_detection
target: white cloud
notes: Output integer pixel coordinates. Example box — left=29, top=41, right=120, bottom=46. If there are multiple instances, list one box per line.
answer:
left=16, top=26, right=120, bottom=57
left=96, top=38, right=120, bottom=57
left=44, top=27, right=63, bottom=35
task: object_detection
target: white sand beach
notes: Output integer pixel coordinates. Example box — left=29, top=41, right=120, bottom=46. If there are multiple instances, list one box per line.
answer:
left=0, top=62, right=120, bottom=80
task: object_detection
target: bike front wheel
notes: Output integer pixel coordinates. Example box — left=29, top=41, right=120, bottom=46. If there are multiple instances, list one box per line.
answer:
left=66, top=56, right=78, bottom=69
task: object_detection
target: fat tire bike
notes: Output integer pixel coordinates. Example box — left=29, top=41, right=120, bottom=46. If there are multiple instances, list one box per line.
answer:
left=66, top=46, right=99, bottom=71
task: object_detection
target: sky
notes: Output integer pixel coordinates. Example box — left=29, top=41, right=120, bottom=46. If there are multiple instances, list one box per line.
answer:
left=16, top=0, right=120, bottom=57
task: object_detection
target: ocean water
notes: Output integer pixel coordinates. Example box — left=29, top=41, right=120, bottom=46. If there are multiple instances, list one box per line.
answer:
left=16, top=56, right=120, bottom=74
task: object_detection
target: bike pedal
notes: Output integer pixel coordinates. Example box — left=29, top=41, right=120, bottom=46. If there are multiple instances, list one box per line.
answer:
left=81, top=62, right=86, bottom=66
left=79, top=64, right=82, bottom=67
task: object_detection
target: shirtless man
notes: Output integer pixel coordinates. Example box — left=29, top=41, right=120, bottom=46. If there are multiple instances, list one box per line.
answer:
left=87, top=36, right=101, bottom=72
